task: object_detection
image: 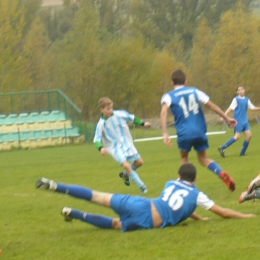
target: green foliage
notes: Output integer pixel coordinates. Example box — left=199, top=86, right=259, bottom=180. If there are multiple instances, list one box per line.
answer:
left=129, top=0, right=251, bottom=49
left=21, top=0, right=42, bottom=35
left=209, top=3, right=260, bottom=107
left=39, top=0, right=79, bottom=41
left=95, top=0, right=132, bottom=35
left=1, top=0, right=260, bottom=119
left=1, top=127, right=260, bottom=259
left=189, top=19, right=215, bottom=92
left=0, top=0, right=31, bottom=93
left=23, top=17, right=51, bottom=91
left=45, top=0, right=102, bottom=119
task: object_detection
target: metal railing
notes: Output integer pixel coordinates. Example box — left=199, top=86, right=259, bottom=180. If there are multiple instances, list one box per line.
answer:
left=0, top=89, right=82, bottom=134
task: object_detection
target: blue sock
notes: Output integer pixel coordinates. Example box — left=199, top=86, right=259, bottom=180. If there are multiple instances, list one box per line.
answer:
left=70, top=209, right=113, bottom=228
left=207, top=162, right=222, bottom=176
left=129, top=171, right=144, bottom=188
left=56, top=184, right=93, bottom=201
left=221, top=137, right=236, bottom=149
left=240, top=140, right=249, bottom=155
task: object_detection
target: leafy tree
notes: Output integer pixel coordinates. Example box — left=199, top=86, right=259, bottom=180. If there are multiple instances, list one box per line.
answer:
left=189, top=19, right=215, bottom=93
left=23, top=17, right=51, bottom=91
left=209, top=3, right=260, bottom=107
left=96, top=37, right=159, bottom=117
left=95, top=0, right=132, bottom=35
left=46, top=0, right=103, bottom=119
left=0, top=0, right=31, bottom=96
left=21, top=0, right=42, bottom=35
left=129, top=0, right=252, bottom=50
left=39, top=0, right=79, bottom=41
left=165, top=33, right=186, bottom=63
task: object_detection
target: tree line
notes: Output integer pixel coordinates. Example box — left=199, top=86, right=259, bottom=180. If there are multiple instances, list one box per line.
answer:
left=0, top=0, right=259, bottom=120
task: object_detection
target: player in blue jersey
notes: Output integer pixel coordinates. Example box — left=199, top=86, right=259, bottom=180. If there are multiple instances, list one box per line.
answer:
left=218, top=85, right=260, bottom=157
left=93, top=97, right=151, bottom=194
left=35, top=163, right=255, bottom=232
left=160, top=69, right=237, bottom=192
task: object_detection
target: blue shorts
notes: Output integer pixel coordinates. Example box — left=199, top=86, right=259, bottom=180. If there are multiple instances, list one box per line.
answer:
left=235, top=122, right=250, bottom=133
left=110, top=194, right=153, bottom=232
left=178, top=135, right=209, bottom=152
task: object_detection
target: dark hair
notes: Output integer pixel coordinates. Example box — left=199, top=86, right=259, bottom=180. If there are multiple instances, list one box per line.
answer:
left=178, top=163, right=197, bottom=182
left=236, top=85, right=244, bottom=91
left=171, top=69, right=186, bottom=85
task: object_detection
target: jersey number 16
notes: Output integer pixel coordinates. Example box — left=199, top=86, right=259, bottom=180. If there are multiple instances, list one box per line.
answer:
left=162, top=185, right=189, bottom=211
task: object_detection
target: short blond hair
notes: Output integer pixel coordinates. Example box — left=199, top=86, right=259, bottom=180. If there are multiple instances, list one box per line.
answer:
left=98, top=97, right=113, bottom=109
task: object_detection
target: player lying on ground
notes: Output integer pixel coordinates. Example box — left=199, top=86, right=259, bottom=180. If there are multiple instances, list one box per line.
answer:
left=239, top=172, right=260, bottom=203
left=35, top=163, right=255, bottom=232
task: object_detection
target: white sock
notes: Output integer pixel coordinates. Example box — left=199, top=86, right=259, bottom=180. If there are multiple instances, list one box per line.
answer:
left=49, top=180, right=57, bottom=191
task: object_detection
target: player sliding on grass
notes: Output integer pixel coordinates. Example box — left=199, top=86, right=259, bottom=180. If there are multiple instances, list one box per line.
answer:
left=160, top=69, right=237, bottom=192
left=35, top=163, right=255, bottom=232
left=94, top=97, right=151, bottom=194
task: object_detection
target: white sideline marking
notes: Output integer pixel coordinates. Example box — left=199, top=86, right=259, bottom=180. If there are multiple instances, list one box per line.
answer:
left=14, top=193, right=36, bottom=197
left=134, top=131, right=226, bottom=142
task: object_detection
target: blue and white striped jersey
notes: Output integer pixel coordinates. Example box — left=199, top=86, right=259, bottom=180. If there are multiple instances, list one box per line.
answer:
left=153, top=179, right=214, bottom=227
left=94, top=110, right=138, bottom=157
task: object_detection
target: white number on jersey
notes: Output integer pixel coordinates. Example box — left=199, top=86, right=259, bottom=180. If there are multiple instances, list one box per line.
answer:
left=162, top=185, right=189, bottom=211
left=178, top=94, right=199, bottom=118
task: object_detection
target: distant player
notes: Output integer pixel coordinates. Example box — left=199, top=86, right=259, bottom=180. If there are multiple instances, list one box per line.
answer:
left=93, top=97, right=151, bottom=194
left=160, top=69, right=237, bottom=191
left=35, top=163, right=255, bottom=232
left=218, top=85, right=260, bottom=157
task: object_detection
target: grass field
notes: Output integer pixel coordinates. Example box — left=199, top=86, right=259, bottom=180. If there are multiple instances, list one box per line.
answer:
left=1, top=126, right=260, bottom=260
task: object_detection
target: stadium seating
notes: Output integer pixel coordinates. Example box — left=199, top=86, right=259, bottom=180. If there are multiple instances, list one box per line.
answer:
left=0, top=111, right=82, bottom=151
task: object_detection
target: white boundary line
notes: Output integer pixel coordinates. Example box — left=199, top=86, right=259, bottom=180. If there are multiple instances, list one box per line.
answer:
left=134, top=131, right=226, bottom=142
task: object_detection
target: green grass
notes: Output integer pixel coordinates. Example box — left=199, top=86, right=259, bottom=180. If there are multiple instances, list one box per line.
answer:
left=1, top=126, right=260, bottom=259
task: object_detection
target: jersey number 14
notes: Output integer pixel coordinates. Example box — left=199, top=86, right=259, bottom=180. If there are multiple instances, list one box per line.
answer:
left=178, top=94, right=199, bottom=118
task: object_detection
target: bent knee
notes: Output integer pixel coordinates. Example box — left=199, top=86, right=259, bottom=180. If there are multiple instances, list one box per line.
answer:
left=135, top=158, right=144, bottom=167
left=234, top=133, right=241, bottom=140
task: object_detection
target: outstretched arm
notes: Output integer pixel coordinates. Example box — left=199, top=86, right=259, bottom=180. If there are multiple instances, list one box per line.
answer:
left=206, top=100, right=237, bottom=127
left=219, top=107, right=233, bottom=122
left=224, top=107, right=233, bottom=116
left=209, top=204, right=256, bottom=219
left=190, top=212, right=210, bottom=221
left=133, top=117, right=152, bottom=127
left=160, top=103, right=172, bottom=147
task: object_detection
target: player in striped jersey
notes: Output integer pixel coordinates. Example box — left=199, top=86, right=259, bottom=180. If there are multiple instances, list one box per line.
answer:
left=160, top=69, right=237, bottom=192
left=94, top=97, right=151, bottom=193
left=218, top=85, right=260, bottom=157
